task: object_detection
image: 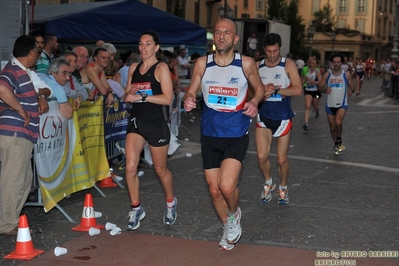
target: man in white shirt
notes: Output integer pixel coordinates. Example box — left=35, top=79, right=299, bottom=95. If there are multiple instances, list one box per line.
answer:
left=246, top=33, right=258, bottom=57
left=177, top=48, right=189, bottom=79
left=295, top=57, right=305, bottom=76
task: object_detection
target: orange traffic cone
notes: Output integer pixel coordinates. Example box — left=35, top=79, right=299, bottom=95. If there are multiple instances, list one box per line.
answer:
left=4, top=214, right=44, bottom=260
left=72, top=194, right=104, bottom=232
left=97, top=168, right=118, bottom=188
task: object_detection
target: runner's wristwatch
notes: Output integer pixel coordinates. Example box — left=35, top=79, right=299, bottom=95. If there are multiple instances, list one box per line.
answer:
left=141, top=91, right=148, bottom=102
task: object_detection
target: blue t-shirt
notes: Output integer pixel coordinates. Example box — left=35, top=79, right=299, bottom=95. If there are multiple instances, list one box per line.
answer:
left=40, top=74, right=68, bottom=103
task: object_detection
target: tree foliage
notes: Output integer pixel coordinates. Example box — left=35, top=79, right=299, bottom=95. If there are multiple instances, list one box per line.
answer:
left=267, top=0, right=287, bottom=22
left=313, top=4, right=336, bottom=33
left=267, top=0, right=306, bottom=57
left=285, top=0, right=305, bottom=57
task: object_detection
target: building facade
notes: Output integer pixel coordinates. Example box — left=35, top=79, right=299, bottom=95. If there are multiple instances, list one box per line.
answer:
left=299, top=0, right=397, bottom=64
left=32, top=0, right=397, bottom=63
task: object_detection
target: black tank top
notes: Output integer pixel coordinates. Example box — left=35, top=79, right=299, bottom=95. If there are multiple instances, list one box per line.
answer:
left=130, top=61, right=164, bottom=119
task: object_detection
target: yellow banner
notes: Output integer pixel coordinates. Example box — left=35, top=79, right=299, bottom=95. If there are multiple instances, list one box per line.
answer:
left=34, top=98, right=109, bottom=212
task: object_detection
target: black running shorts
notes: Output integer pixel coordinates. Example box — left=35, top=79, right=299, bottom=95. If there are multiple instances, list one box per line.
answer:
left=126, top=115, right=170, bottom=147
left=200, top=134, right=249, bottom=169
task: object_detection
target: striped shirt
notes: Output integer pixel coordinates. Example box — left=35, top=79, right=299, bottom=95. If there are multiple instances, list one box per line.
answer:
left=0, top=58, right=39, bottom=143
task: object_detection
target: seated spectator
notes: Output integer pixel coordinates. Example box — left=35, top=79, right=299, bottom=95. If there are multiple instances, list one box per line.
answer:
left=104, top=60, right=125, bottom=98
left=60, top=51, right=90, bottom=110
left=40, top=59, right=74, bottom=119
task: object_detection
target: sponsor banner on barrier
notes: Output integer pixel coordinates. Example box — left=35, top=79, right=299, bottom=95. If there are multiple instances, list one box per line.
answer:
left=34, top=98, right=109, bottom=212
left=104, top=95, right=129, bottom=143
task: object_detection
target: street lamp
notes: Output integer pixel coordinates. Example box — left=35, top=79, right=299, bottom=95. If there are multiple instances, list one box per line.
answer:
left=307, top=23, right=315, bottom=58
left=331, top=32, right=336, bottom=54
left=218, top=0, right=233, bottom=18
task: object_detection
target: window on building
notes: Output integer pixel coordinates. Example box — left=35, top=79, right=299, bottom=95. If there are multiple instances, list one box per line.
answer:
left=357, top=0, right=365, bottom=13
left=234, top=5, right=238, bottom=18
left=60, top=0, right=68, bottom=3
left=356, top=19, right=365, bottom=33
left=243, top=0, right=248, bottom=9
left=383, top=19, right=387, bottom=35
left=242, top=13, right=250, bottom=18
left=388, top=21, right=392, bottom=37
left=337, top=19, right=346, bottom=28
left=312, top=0, right=320, bottom=14
left=377, top=19, right=380, bottom=37
left=339, top=0, right=347, bottom=13
left=256, top=0, right=262, bottom=10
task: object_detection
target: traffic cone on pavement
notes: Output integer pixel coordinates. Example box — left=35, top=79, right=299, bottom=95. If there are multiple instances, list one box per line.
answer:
left=4, top=214, right=44, bottom=260
left=72, top=194, right=104, bottom=232
left=97, top=168, right=118, bottom=188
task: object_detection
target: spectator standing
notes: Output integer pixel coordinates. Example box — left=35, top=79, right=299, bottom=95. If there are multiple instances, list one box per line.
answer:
left=101, top=43, right=117, bottom=61
left=295, top=56, right=305, bottom=76
left=389, top=61, right=399, bottom=98
left=80, top=47, right=114, bottom=106
left=104, top=60, right=125, bottom=98
left=71, top=46, right=89, bottom=81
left=41, top=59, right=74, bottom=119
left=119, top=53, right=141, bottom=89
left=35, top=33, right=59, bottom=74
left=177, top=48, right=189, bottom=79
left=246, top=33, right=258, bottom=57
left=34, top=35, right=44, bottom=57
left=60, top=51, right=89, bottom=110
left=0, top=36, right=42, bottom=236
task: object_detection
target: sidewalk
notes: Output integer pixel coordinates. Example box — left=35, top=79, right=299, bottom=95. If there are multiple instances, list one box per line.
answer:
left=0, top=76, right=398, bottom=266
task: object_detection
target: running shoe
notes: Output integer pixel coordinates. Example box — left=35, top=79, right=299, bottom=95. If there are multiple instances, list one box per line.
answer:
left=219, top=226, right=234, bottom=251
left=163, top=197, right=177, bottom=225
left=225, top=207, right=242, bottom=244
left=302, top=123, right=309, bottom=131
left=260, top=181, right=276, bottom=203
left=278, top=189, right=289, bottom=204
left=338, top=143, right=345, bottom=152
left=334, top=145, right=340, bottom=155
left=127, top=207, right=146, bottom=231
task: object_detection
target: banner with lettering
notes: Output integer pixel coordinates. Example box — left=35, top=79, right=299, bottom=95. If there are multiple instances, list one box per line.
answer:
left=104, top=96, right=129, bottom=143
left=34, top=98, right=109, bottom=212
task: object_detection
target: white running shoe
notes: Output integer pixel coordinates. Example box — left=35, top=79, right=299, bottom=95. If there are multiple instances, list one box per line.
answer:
left=225, top=207, right=242, bottom=244
left=260, top=181, right=276, bottom=203
left=218, top=227, right=234, bottom=251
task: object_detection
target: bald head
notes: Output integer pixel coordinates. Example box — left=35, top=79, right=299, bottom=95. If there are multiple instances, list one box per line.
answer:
left=95, top=40, right=105, bottom=47
left=72, top=46, right=89, bottom=70
left=214, top=18, right=238, bottom=35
